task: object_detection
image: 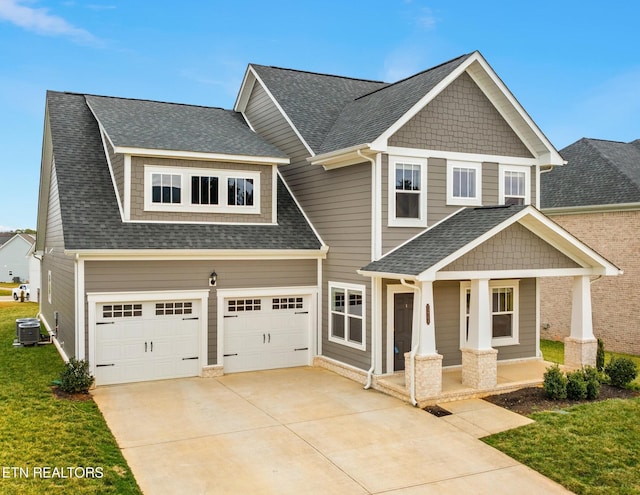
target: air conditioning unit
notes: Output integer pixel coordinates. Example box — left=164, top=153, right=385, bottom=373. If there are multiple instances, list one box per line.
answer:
left=18, top=321, right=41, bottom=346
left=15, top=318, right=40, bottom=338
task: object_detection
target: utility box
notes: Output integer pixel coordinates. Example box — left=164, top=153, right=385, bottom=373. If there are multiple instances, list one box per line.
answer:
left=17, top=320, right=41, bottom=345
left=15, top=318, right=40, bottom=338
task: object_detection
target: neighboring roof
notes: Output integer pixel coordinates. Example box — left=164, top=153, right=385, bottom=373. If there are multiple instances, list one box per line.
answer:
left=541, top=138, right=640, bottom=209
left=360, top=205, right=528, bottom=277
left=84, top=94, right=287, bottom=159
left=0, top=233, right=35, bottom=251
left=317, top=54, right=473, bottom=155
left=0, top=232, right=13, bottom=246
left=249, top=64, right=386, bottom=152
left=46, top=91, right=322, bottom=251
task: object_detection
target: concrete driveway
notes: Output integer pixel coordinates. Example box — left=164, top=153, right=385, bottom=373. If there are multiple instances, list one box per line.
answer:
left=92, top=367, right=571, bottom=494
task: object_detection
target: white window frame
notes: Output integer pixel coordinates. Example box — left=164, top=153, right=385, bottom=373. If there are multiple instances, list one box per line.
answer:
left=144, top=165, right=260, bottom=214
left=459, top=280, right=519, bottom=348
left=388, top=156, right=428, bottom=227
left=447, top=160, right=482, bottom=206
left=499, top=164, right=531, bottom=206
left=328, top=282, right=366, bottom=351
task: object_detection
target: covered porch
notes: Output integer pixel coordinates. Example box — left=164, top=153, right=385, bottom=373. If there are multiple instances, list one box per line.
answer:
left=359, top=205, right=621, bottom=406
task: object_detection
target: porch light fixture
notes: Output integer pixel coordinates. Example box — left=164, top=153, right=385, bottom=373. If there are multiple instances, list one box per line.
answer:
left=209, top=271, right=218, bottom=287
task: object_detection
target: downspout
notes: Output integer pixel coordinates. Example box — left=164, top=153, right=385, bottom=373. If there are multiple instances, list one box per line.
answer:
left=400, top=278, right=420, bottom=406
left=358, top=149, right=379, bottom=390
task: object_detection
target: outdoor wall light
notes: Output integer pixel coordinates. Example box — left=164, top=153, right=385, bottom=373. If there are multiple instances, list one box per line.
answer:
left=209, top=271, right=218, bottom=287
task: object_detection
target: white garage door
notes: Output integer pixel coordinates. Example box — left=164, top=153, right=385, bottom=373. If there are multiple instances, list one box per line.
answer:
left=223, top=295, right=310, bottom=373
left=95, top=300, right=200, bottom=386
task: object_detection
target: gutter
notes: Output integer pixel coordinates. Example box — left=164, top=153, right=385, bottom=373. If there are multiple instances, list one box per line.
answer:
left=400, top=278, right=420, bottom=406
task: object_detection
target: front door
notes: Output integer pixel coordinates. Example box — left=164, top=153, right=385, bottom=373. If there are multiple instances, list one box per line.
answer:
left=393, top=292, right=414, bottom=371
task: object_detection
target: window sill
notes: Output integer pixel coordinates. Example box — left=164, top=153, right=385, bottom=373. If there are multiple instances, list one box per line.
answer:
left=492, top=337, right=519, bottom=347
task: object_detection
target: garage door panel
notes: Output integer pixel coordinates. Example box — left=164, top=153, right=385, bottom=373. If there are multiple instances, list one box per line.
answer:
left=223, top=294, right=311, bottom=374
left=95, top=299, right=201, bottom=386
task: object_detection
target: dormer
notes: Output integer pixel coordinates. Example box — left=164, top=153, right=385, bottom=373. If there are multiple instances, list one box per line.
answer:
left=85, top=95, right=289, bottom=225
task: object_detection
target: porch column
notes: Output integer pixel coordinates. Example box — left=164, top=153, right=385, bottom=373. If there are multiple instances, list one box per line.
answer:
left=405, top=280, right=442, bottom=400
left=565, top=275, right=597, bottom=368
left=462, top=278, right=498, bottom=389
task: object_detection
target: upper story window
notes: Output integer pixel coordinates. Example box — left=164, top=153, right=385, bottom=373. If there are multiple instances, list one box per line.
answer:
left=144, top=166, right=260, bottom=214
left=499, top=165, right=530, bottom=206
left=447, top=160, right=482, bottom=206
left=389, top=156, right=427, bottom=227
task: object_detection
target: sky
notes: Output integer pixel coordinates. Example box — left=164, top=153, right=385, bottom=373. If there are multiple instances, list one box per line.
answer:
left=0, top=0, right=638, bottom=231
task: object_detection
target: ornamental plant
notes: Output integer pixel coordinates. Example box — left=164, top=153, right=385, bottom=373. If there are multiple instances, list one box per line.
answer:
left=605, top=357, right=638, bottom=388
left=543, top=364, right=567, bottom=400
left=566, top=369, right=588, bottom=400
left=58, top=358, right=95, bottom=393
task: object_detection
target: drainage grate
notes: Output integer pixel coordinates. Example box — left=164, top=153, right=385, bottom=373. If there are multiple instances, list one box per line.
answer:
left=423, top=405, right=452, bottom=417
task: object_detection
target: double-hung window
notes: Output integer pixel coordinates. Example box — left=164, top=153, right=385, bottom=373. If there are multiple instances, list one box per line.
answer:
left=447, top=160, right=482, bottom=206
left=460, top=280, right=519, bottom=347
left=389, top=156, right=427, bottom=227
left=499, top=165, right=530, bottom=206
left=329, top=282, right=366, bottom=350
left=144, top=166, right=260, bottom=214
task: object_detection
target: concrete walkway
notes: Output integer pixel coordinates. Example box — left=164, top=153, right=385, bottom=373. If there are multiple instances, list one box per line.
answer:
left=92, top=367, right=571, bottom=494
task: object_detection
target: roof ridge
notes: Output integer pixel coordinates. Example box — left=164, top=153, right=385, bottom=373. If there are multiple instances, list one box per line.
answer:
left=82, top=92, right=228, bottom=112
left=581, top=136, right=628, bottom=145
left=353, top=52, right=473, bottom=101
left=250, top=63, right=386, bottom=84
left=584, top=138, right=640, bottom=192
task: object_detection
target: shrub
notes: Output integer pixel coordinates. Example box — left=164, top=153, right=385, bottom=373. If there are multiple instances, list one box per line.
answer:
left=605, top=357, right=638, bottom=388
left=543, top=364, right=567, bottom=399
left=582, top=366, right=601, bottom=400
left=596, top=339, right=606, bottom=372
left=566, top=370, right=588, bottom=400
left=58, top=358, right=94, bottom=393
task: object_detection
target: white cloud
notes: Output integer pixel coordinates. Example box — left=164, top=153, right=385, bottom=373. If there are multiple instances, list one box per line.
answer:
left=0, top=0, right=98, bottom=44
left=416, top=7, right=437, bottom=30
left=0, top=225, right=16, bottom=232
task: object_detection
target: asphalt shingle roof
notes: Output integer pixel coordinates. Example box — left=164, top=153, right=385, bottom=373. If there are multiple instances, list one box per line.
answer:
left=541, top=138, right=640, bottom=208
left=250, top=65, right=386, bottom=152
left=47, top=91, right=322, bottom=251
left=252, top=54, right=472, bottom=156
left=85, top=95, right=287, bottom=158
left=360, top=205, right=527, bottom=276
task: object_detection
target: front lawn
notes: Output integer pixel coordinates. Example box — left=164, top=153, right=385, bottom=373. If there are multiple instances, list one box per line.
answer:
left=0, top=282, right=18, bottom=296
left=484, top=398, right=640, bottom=494
left=0, top=302, right=141, bottom=494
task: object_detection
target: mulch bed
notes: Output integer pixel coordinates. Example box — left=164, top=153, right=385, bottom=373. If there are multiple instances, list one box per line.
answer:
left=51, top=386, right=94, bottom=402
left=484, top=384, right=639, bottom=416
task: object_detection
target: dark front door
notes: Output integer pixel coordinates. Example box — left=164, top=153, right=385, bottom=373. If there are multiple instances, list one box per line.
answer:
left=393, top=292, right=414, bottom=371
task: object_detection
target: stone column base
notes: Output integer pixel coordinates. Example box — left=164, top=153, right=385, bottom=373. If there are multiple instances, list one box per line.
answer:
left=405, top=352, right=443, bottom=400
left=461, top=348, right=498, bottom=389
left=564, top=337, right=597, bottom=369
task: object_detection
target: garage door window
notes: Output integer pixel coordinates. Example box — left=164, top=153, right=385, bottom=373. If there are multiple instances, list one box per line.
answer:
left=102, top=304, right=142, bottom=318
left=272, top=297, right=303, bottom=310
left=228, top=299, right=261, bottom=312
left=155, top=302, right=193, bottom=316
left=329, top=283, right=365, bottom=350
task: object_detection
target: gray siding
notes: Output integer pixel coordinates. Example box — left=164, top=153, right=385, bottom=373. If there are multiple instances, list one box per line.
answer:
left=389, top=72, right=533, bottom=158
left=443, top=223, right=581, bottom=272
left=129, top=156, right=274, bottom=224
left=498, top=278, right=537, bottom=361
left=105, top=137, right=124, bottom=209
left=483, top=162, right=498, bottom=204
left=41, top=161, right=76, bottom=358
left=245, top=80, right=374, bottom=371
left=84, top=258, right=317, bottom=366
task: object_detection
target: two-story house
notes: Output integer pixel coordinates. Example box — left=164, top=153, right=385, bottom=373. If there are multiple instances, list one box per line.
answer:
left=36, top=51, right=619, bottom=403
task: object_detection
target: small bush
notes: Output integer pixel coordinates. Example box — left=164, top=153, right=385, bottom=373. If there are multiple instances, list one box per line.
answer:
left=566, top=370, right=588, bottom=400
left=605, top=357, right=638, bottom=388
left=596, top=339, right=606, bottom=372
left=58, top=358, right=94, bottom=393
left=543, top=364, right=567, bottom=399
left=582, top=366, right=601, bottom=400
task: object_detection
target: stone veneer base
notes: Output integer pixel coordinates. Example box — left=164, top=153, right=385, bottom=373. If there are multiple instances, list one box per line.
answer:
left=404, top=352, right=443, bottom=400
left=461, top=348, right=498, bottom=389
left=201, top=365, right=224, bottom=378
left=564, top=337, right=597, bottom=369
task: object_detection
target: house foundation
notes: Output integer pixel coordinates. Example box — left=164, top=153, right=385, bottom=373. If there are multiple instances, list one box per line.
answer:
left=405, top=352, right=443, bottom=400
left=564, top=337, right=597, bottom=369
left=461, top=348, right=498, bottom=389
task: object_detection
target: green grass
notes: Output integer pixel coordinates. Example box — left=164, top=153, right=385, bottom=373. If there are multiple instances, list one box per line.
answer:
left=484, top=398, right=640, bottom=494
left=0, top=282, right=18, bottom=296
left=0, top=302, right=141, bottom=494
left=541, top=339, right=640, bottom=386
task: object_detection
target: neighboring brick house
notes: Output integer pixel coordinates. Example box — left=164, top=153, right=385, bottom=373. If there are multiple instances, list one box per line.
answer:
left=540, top=138, right=640, bottom=355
